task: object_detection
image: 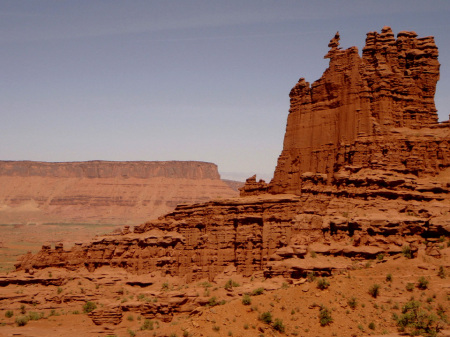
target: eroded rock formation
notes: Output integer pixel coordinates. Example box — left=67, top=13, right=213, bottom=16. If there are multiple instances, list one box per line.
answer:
left=9, top=29, right=450, bottom=325
left=4, top=28, right=450, bottom=329
left=0, top=160, right=239, bottom=224
left=267, top=26, right=445, bottom=194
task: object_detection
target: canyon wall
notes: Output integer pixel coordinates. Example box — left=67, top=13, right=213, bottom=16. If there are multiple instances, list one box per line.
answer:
left=0, top=161, right=239, bottom=225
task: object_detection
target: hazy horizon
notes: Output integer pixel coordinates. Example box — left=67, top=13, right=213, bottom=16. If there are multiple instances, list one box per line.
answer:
left=2, top=1, right=450, bottom=182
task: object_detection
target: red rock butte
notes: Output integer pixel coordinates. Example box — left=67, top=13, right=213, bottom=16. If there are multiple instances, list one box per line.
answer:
left=12, top=27, right=450, bottom=289
left=241, top=26, right=447, bottom=195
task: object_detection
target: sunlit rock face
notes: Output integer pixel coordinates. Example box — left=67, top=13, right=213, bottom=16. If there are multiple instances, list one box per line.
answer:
left=268, top=27, right=444, bottom=194
left=14, top=28, right=450, bottom=284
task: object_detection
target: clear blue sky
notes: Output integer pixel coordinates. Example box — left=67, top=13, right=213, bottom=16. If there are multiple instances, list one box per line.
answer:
left=1, top=1, right=449, bottom=181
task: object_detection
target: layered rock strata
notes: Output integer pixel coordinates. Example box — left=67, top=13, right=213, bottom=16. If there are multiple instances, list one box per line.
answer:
left=6, top=28, right=450, bottom=327
left=12, top=27, right=450, bottom=287
left=267, top=26, right=445, bottom=194
left=15, top=183, right=448, bottom=281
left=0, top=160, right=239, bottom=224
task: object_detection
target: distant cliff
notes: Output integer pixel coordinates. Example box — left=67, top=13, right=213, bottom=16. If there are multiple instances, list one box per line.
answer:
left=0, top=161, right=239, bottom=224
left=0, top=160, right=221, bottom=179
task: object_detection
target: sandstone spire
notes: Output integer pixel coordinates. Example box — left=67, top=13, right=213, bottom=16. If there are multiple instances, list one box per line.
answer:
left=324, top=31, right=340, bottom=58
left=266, top=27, right=444, bottom=194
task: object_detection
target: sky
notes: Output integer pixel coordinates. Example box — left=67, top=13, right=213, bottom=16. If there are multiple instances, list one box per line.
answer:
left=1, top=1, right=450, bottom=182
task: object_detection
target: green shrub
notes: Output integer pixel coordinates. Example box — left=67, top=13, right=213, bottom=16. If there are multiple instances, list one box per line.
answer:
left=20, top=304, right=26, bottom=314
left=199, top=281, right=212, bottom=288
left=368, top=322, right=376, bottom=330
left=207, top=297, right=218, bottom=307
left=242, top=294, right=252, bottom=305
left=402, top=245, right=413, bottom=259
left=319, top=305, right=333, bottom=326
left=127, top=329, right=136, bottom=337
left=251, top=288, right=264, bottom=296
left=5, top=310, right=13, bottom=318
left=348, top=297, right=357, bottom=310
left=224, top=279, right=240, bottom=290
left=273, top=318, right=285, bottom=332
left=437, top=304, right=447, bottom=322
left=438, top=266, right=446, bottom=279
left=406, top=282, right=415, bottom=292
left=386, top=273, right=393, bottom=282
left=212, top=325, right=220, bottom=332
left=258, top=311, right=272, bottom=324
left=27, top=311, right=43, bottom=320
left=140, top=319, right=154, bottom=330
left=57, top=287, right=63, bottom=294
left=396, top=300, right=442, bottom=336
left=15, top=315, right=29, bottom=326
left=377, top=253, right=385, bottom=260
left=49, top=309, right=59, bottom=316
left=368, top=284, right=380, bottom=298
left=82, top=301, right=97, bottom=313
left=317, top=278, right=330, bottom=290
left=417, top=277, right=429, bottom=290
left=307, top=272, right=316, bottom=282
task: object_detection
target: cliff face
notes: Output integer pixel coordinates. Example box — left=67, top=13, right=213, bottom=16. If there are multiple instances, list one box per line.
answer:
left=268, top=27, right=444, bottom=194
left=0, top=161, right=220, bottom=180
left=0, top=161, right=238, bottom=224
left=13, top=27, right=450, bottom=284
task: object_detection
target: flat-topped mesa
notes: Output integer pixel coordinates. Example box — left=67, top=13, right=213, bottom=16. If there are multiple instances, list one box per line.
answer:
left=0, top=160, right=221, bottom=180
left=0, top=160, right=239, bottom=224
left=257, top=27, right=445, bottom=195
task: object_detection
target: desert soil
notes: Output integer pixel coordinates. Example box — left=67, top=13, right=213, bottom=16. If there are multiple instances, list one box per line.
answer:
left=0, top=242, right=449, bottom=337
